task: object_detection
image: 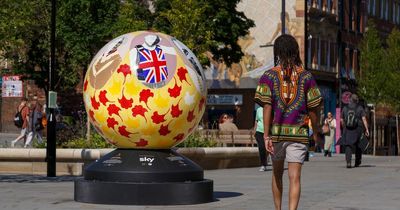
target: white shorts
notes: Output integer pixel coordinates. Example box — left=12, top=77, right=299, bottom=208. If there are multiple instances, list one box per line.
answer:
left=20, top=128, right=27, bottom=136
left=271, top=141, right=308, bottom=164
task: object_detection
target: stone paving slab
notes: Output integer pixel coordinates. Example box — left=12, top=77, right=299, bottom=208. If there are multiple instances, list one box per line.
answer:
left=0, top=154, right=400, bottom=210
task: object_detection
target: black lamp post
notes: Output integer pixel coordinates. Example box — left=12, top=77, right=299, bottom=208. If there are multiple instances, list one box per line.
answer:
left=46, top=0, right=57, bottom=177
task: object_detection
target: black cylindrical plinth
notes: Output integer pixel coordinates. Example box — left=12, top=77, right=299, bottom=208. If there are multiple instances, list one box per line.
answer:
left=74, top=149, right=214, bottom=205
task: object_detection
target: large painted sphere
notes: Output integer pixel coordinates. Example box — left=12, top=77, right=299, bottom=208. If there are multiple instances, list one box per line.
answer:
left=83, top=31, right=206, bottom=149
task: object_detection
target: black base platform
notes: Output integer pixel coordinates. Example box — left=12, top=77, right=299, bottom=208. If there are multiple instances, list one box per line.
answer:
left=74, top=149, right=214, bottom=205
left=75, top=178, right=213, bottom=205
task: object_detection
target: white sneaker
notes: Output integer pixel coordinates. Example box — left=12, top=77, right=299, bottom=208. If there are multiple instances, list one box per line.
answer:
left=259, top=166, right=267, bottom=172
left=11, top=141, right=15, bottom=148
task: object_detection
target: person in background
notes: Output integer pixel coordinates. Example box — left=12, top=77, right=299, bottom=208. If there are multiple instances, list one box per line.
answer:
left=254, top=34, right=322, bottom=210
left=253, top=106, right=269, bottom=171
left=323, top=112, right=336, bottom=157
left=218, top=113, right=239, bottom=132
left=340, top=94, right=369, bottom=168
left=24, top=99, right=44, bottom=147
left=11, top=98, right=30, bottom=147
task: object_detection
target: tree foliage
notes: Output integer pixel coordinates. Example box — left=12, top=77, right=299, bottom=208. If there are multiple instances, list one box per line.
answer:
left=358, top=21, right=400, bottom=112
left=154, top=0, right=254, bottom=66
left=0, top=0, right=50, bottom=90
left=385, top=28, right=400, bottom=111
left=0, top=0, right=254, bottom=92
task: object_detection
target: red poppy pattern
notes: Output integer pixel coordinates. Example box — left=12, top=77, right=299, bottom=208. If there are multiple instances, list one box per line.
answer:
left=83, top=33, right=206, bottom=149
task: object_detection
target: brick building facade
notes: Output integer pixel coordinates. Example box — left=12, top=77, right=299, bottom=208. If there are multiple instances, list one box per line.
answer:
left=0, top=78, right=46, bottom=132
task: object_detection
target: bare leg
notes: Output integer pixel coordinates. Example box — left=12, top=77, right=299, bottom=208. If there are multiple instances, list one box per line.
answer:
left=24, top=131, right=34, bottom=147
left=288, top=162, right=302, bottom=210
left=11, top=133, right=25, bottom=147
left=272, top=160, right=284, bottom=210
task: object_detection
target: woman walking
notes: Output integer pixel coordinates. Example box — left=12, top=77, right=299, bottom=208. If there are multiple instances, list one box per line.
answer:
left=323, top=112, right=336, bottom=157
left=253, top=106, right=269, bottom=171
left=254, top=34, right=322, bottom=210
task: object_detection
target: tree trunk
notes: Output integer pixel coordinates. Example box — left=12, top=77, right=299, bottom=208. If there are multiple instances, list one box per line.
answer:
left=86, top=116, right=91, bottom=143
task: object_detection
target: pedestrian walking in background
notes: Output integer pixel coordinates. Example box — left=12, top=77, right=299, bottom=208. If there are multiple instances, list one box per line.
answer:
left=340, top=94, right=369, bottom=168
left=218, top=113, right=239, bottom=132
left=254, top=34, right=322, bottom=210
left=11, top=98, right=30, bottom=147
left=24, top=99, right=44, bottom=148
left=253, top=106, right=269, bottom=171
left=323, top=112, right=336, bottom=157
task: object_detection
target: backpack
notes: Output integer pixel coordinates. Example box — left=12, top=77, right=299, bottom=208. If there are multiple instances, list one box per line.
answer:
left=14, top=106, right=25, bottom=128
left=345, top=106, right=358, bottom=129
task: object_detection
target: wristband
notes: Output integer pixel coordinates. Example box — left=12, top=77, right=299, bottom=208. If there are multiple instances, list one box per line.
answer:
left=264, top=136, right=271, bottom=141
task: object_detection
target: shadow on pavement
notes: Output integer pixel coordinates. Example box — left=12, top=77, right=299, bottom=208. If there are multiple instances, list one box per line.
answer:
left=213, top=191, right=243, bottom=199
left=0, top=175, right=78, bottom=183
left=356, top=165, right=376, bottom=168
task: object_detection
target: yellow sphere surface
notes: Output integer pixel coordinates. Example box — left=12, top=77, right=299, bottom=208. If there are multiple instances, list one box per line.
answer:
left=83, top=31, right=206, bottom=149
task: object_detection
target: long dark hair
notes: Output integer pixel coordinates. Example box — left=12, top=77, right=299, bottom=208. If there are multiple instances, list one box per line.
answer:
left=273, top=34, right=302, bottom=81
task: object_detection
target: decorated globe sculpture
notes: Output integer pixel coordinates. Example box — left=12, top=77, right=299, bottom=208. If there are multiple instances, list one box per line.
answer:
left=83, top=31, right=207, bottom=149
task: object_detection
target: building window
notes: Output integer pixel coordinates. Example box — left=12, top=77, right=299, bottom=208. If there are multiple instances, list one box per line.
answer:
left=330, top=42, right=337, bottom=71
left=397, top=2, right=400, bottom=24
left=327, top=0, right=332, bottom=12
left=345, top=0, right=350, bottom=30
left=307, top=37, right=312, bottom=68
left=321, top=39, right=327, bottom=68
left=385, top=0, right=389, bottom=20
left=317, top=37, right=321, bottom=69
left=381, top=0, right=385, bottom=19
left=393, top=2, right=396, bottom=23
left=311, top=37, right=318, bottom=69
left=369, top=0, right=374, bottom=15
left=373, top=0, right=376, bottom=16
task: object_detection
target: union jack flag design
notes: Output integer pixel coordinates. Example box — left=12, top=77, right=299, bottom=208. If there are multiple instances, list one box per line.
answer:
left=137, top=46, right=168, bottom=84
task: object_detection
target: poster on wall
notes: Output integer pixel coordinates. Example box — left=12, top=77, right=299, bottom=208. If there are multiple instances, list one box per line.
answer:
left=1, top=75, right=23, bottom=97
left=206, top=0, right=306, bottom=81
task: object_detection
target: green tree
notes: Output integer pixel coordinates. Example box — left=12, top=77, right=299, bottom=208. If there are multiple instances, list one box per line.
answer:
left=154, top=0, right=254, bottom=66
left=56, top=0, right=120, bottom=90
left=358, top=21, right=388, bottom=105
left=1, top=0, right=254, bottom=92
left=0, top=0, right=50, bottom=90
left=203, top=0, right=255, bottom=66
left=111, top=0, right=152, bottom=36
left=157, top=0, right=215, bottom=64
left=385, top=28, right=400, bottom=111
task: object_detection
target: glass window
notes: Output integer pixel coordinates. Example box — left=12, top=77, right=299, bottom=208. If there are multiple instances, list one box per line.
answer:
left=307, top=37, right=312, bottom=68
left=393, top=2, right=396, bottom=23
left=381, top=0, right=385, bottom=19
left=398, top=4, right=400, bottom=23
left=321, top=40, right=327, bottom=67
left=330, top=42, right=336, bottom=69
left=373, top=0, right=376, bottom=16
left=369, top=0, right=372, bottom=14
left=317, top=37, right=321, bottom=69
left=386, top=0, right=389, bottom=20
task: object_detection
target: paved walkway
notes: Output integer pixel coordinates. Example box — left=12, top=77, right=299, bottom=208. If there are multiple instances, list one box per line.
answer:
left=0, top=133, right=18, bottom=148
left=0, top=154, right=400, bottom=210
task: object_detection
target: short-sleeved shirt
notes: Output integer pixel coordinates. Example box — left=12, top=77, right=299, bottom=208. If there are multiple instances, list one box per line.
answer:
left=20, top=106, right=30, bottom=129
left=254, top=66, right=322, bottom=143
left=255, top=107, right=264, bottom=133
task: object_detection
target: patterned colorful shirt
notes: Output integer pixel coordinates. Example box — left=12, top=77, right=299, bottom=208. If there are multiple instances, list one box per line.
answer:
left=254, top=66, right=322, bottom=143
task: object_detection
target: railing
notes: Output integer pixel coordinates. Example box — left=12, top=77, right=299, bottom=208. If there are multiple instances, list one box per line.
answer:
left=199, top=129, right=256, bottom=147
